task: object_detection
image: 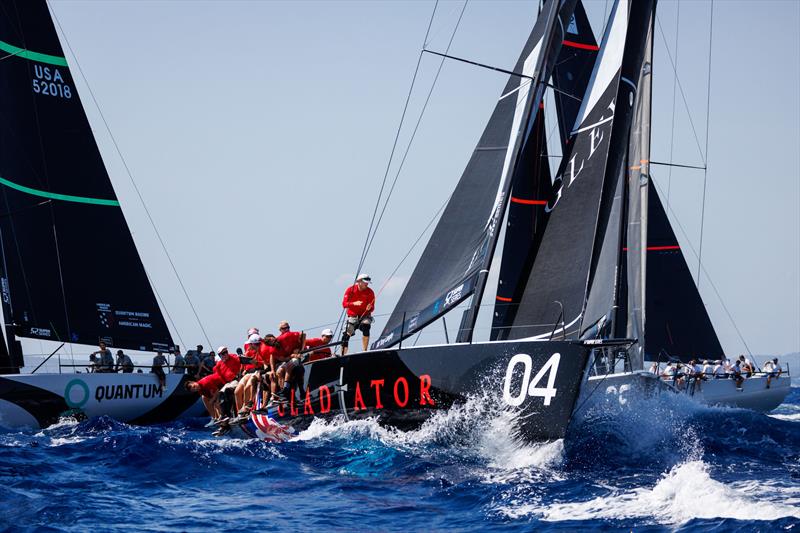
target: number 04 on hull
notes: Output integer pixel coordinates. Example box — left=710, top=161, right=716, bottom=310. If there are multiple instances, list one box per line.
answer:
left=243, top=340, right=593, bottom=442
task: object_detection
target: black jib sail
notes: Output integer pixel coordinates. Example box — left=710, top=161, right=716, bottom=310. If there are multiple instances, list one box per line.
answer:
left=490, top=105, right=551, bottom=341
left=644, top=181, right=724, bottom=362
left=0, top=0, right=174, bottom=360
left=491, top=1, right=597, bottom=342
left=510, top=0, right=647, bottom=340
left=373, top=0, right=578, bottom=350
left=552, top=0, right=598, bottom=151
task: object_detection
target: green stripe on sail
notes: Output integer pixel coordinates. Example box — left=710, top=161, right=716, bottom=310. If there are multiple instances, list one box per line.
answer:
left=0, top=39, right=68, bottom=67
left=0, top=176, right=119, bottom=206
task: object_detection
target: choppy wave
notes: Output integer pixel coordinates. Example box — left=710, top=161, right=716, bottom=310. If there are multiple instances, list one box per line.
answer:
left=0, top=385, right=797, bottom=531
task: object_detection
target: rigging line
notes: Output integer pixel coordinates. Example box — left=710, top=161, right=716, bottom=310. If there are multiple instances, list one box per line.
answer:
left=363, top=1, right=467, bottom=263
left=143, top=266, right=185, bottom=349
left=376, top=193, right=452, bottom=299
left=652, top=178, right=753, bottom=356
left=336, top=0, right=440, bottom=343
left=650, top=160, right=705, bottom=171
left=422, top=49, right=532, bottom=80
left=655, top=14, right=706, bottom=166
left=49, top=7, right=212, bottom=350
left=665, top=0, right=680, bottom=210
left=696, top=0, right=714, bottom=289
left=354, top=0, right=439, bottom=276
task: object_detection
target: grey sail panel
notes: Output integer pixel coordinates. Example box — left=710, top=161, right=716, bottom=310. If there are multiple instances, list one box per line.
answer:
left=0, top=0, right=174, bottom=353
left=373, top=0, right=579, bottom=349
left=644, top=181, right=724, bottom=362
left=553, top=0, right=599, bottom=151
left=509, top=0, right=633, bottom=340
left=624, top=16, right=654, bottom=370
left=580, top=160, right=625, bottom=338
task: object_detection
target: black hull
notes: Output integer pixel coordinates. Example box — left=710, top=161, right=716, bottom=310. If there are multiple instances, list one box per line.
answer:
left=255, top=340, right=590, bottom=442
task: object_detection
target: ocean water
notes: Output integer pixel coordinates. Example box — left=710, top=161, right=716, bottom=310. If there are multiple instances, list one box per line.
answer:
left=0, top=387, right=798, bottom=532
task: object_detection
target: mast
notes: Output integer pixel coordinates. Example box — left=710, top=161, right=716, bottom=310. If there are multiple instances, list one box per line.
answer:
left=623, top=10, right=655, bottom=369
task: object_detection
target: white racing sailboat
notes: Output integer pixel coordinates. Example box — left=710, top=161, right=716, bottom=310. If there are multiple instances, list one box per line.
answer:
left=0, top=0, right=203, bottom=429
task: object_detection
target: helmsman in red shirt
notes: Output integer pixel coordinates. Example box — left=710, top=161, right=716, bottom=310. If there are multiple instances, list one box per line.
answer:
left=341, top=273, right=375, bottom=355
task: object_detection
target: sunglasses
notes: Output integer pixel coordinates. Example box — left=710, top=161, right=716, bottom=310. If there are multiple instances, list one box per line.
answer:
left=279, top=326, right=289, bottom=330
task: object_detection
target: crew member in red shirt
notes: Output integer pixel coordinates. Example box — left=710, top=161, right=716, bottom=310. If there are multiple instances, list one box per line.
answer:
left=341, top=273, right=375, bottom=355
left=185, top=346, right=242, bottom=421
left=304, top=328, right=334, bottom=362
left=235, top=334, right=272, bottom=415
left=264, top=321, right=305, bottom=402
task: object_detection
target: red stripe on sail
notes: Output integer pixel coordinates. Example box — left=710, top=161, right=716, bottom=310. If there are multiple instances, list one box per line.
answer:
left=562, top=40, right=600, bottom=51
left=496, top=296, right=513, bottom=302
left=510, top=197, right=547, bottom=205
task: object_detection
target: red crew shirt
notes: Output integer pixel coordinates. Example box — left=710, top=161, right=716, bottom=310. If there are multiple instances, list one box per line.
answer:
left=342, top=284, right=375, bottom=317
left=213, top=354, right=242, bottom=383
left=243, top=341, right=271, bottom=370
left=197, top=354, right=241, bottom=398
left=271, top=331, right=303, bottom=362
left=304, top=337, right=332, bottom=362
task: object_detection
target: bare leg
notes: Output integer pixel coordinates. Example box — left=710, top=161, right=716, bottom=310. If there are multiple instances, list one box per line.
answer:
left=201, top=396, right=215, bottom=419
left=234, top=381, right=246, bottom=412
left=362, top=335, right=369, bottom=352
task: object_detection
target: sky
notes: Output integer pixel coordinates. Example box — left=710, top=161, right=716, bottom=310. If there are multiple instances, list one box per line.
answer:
left=24, top=0, right=800, bottom=366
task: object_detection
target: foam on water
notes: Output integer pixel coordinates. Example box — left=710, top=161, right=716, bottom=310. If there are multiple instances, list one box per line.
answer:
left=531, top=460, right=800, bottom=524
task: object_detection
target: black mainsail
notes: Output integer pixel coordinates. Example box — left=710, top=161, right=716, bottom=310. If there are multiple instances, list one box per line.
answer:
left=373, top=0, right=578, bottom=349
left=490, top=105, right=551, bottom=341
left=509, top=0, right=637, bottom=340
left=0, top=0, right=174, bottom=365
left=644, top=181, right=724, bottom=361
left=552, top=0, right=599, bottom=151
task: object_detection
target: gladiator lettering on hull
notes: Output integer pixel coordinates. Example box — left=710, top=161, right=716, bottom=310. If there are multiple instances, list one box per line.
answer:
left=276, top=374, right=435, bottom=418
left=502, top=353, right=561, bottom=407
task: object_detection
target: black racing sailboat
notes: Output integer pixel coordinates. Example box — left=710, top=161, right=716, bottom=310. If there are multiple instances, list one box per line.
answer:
left=0, top=0, right=201, bottom=429
left=243, top=0, right=788, bottom=441
left=244, top=0, right=639, bottom=443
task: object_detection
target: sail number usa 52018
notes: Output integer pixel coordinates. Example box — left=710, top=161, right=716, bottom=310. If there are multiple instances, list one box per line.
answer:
left=32, top=65, right=72, bottom=99
left=502, top=353, right=561, bottom=407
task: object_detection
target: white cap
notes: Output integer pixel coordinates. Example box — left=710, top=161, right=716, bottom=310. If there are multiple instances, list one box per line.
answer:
left=356, top=273, right=371, bottom=283
left=217, top=345, right=229, bottom=354
left=321, top=328, right=333, bottom=337
left=248, top=334, right=262, bottom=344
left=247, top=327, right=259, bottom=336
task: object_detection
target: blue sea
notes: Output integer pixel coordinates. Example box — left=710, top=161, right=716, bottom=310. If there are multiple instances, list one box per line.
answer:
left=1, top=386, right=798, bottom=532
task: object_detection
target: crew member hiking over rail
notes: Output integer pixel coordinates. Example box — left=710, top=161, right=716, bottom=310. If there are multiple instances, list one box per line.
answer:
left=341, top=273, right=375, bottom=355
